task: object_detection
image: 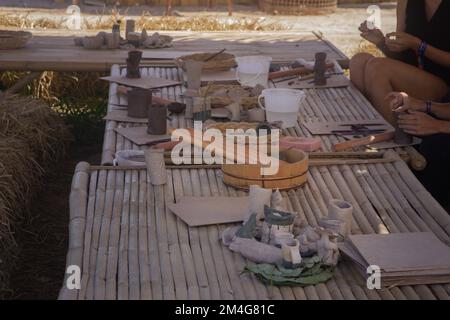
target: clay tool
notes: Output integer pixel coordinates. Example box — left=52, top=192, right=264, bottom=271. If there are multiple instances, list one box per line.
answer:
left=268, top=63, right=334, bottom=80
left=332, top=131, right=395, bottom=152
left=203, top=48, right=226, bottom=62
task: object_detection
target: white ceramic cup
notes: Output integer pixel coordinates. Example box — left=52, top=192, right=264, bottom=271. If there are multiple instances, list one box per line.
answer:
left=258, top=88, right=305, bottom=128
left=235, top=56, right=272, bottom=88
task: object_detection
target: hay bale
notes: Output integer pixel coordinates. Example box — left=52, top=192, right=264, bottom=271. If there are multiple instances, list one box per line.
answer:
left=0, top=94, right=70, bottom=298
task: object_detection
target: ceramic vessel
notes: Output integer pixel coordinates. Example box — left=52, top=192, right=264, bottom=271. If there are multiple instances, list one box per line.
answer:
left=328, top=199, right=353, bottom=238
left=148, top=103, right=167, bottom=135
left=128, top=87, right=151, bottom=118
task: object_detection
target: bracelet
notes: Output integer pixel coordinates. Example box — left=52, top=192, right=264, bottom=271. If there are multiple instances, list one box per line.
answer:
left=417, top=41, right=428, bottom=69
left=425, top=100, right=433, bottom=115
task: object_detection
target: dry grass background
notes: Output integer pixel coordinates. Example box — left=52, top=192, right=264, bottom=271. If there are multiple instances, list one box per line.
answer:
left=0, top=94, right=71, bottom=298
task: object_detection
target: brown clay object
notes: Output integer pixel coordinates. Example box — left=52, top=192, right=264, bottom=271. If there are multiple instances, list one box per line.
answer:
left=332, top=131, right=395, bottom=152
left=125, top=20, right=136, bottom=40
left=127, top=87, right=151, bottom=118
left=184, top=60, right=203, bottom=90
left=144, top=147, right=167, bottom=185
left=126, top=50, right=142, bottom=79
left=147, top=103, right=167, bottom=135
left=393, top=111, right=413, bottom=145
left=314, top=52, right=327, bottom=86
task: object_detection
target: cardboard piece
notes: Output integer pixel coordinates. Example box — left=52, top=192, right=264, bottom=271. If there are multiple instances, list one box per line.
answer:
left=348, top=232, right=450, bottom=272
left=168, top=196, right=249, bottom=227
left=340, top=232, right=450, bottom=287
left=101, top=75, right=181, bottom=89
left=115, top=126, right=171, bottom=146
left=274, top=73, right=350, bottom=89
left=104, top=110, right=148, bottom=123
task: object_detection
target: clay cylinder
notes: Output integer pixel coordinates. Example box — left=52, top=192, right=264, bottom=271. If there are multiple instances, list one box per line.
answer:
left=105, top=33, right=120, bottom=49
left=144, top=148, right=167, bottom=185
left=328, top=199, right=353, bottom=238
left=319, top=218, right=347, bottom=241
left=247, top=107, right=266, bottom=123
left=314, top=52, right=327, bottom=86
left=125, top=20, right=136, bottom=40
left=147, top=103, right=167, bottom=135
left=184, top=60, right=203, bottom=90
left=112, top=23, right=120, bottom=33
left=281, top=239, right=302, bottom=269
left=393, top=111, right=413, bottom=145
left=127, top=88, right=151, bottom=118
left=126, top=50, right=142, bottom=78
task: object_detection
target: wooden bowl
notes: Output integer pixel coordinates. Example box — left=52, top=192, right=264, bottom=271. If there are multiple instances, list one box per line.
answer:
left=175, top=52, right=237, bottom=72
left=0, top=30, right=32, bottom=49
left=222, top=148, right=308, bottom=190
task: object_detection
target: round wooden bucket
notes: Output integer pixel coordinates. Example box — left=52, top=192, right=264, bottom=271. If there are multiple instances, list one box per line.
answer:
left=222, top=148, right=308, bottom=190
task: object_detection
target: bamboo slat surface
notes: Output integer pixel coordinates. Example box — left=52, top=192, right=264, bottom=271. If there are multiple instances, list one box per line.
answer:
left=59, top=59, right=450, bottom=299
left=0, top=30, right=348, bottom=72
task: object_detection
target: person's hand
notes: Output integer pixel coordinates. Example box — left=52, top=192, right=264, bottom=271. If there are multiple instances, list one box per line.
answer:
left=397, top=111, right=441, bottom=136
left=359, top=21, right=385, bottom=47
left=385, top=92, right=426, bottom=113
left=385, top=32, right=421, bottom=52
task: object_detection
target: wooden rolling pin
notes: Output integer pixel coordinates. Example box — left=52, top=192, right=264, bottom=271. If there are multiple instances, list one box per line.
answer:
left=268, top=63, right=335, bottom=80
left=332, top=132, right=395, bottom=152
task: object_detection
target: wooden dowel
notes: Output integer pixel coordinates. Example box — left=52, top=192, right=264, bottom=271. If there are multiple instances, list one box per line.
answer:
left=332, top=132, right=395, bottom=152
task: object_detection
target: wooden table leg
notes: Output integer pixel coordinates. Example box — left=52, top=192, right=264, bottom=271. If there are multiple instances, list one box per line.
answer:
left=227, top=0, right=233, bottom=16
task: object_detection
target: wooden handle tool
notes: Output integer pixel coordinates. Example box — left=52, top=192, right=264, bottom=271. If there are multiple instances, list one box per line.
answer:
left=332, top=131, right=395, bottom=152
left=268, top=63, right=334, bottom=80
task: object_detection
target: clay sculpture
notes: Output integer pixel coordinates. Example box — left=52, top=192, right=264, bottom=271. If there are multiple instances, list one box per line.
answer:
left=144, top=148, right=167, bottom=186
left=148, top=103, right=167, bottom=135
left=393, top=111, right=413, bottom=145
left=261, top=205, right=296, bottom=244
left=281, top=239, right=303, bottom=269
left=244, top=185, right=272, bottom=222
left=314, top=52, right=327, bottom=86
left=127, top=87, right=151, bottom=118
left=327, top=199, right=353, bottom=238
left=126, top=50, right=142, bottom=79
left=229, top=237, right=283, bottom=265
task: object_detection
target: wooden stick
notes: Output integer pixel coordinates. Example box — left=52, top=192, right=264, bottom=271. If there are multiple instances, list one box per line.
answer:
left=332, top=132, right=395, bottom=152
left=268, top=63, right=334, bottom=80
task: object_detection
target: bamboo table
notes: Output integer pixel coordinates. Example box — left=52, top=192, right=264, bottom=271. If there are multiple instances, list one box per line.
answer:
left=0, top=30, right=348, bottom=72
left=58, top=64, right=450, bottom=300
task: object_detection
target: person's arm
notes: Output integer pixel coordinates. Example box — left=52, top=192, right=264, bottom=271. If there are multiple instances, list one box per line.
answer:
left=427, top=102, right=450, bottom=121
left=376, top=0, right=407, bottom=58
left=436, top=119, right=450, bottom=134
left=387, top=92, right=450, bottom=120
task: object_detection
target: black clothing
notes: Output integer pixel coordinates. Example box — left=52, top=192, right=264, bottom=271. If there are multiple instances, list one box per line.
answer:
left=402, top=0, right=450, bottom=85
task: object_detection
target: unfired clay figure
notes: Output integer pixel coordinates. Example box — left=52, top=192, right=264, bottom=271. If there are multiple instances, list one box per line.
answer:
left=229, top=237, right=283, bottom=265
left=244, top=185, right=272, bottom=222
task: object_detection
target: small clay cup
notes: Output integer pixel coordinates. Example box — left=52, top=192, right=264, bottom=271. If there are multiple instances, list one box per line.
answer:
left=247, top=107, right=266, bottom=123
left=128, top=88, right=151, bottom=118
left=393, top=111, right=413, bottom=145
left=148, top=103, right=167, bottom=135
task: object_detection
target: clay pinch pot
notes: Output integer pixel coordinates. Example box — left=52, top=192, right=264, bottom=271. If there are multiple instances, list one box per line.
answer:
left=82, top=35, right=103, bottom=49
left=175, top=52, right=237, bottom=72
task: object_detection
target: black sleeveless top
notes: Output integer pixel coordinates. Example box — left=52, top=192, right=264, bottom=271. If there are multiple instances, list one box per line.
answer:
left=402, top=0, right=450, bottom=86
